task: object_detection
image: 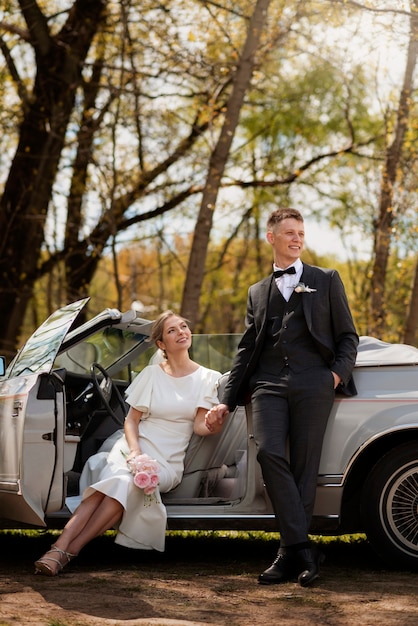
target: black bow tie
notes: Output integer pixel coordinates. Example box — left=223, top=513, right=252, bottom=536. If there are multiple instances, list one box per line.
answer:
left=273, top=267, right=296, bottom=278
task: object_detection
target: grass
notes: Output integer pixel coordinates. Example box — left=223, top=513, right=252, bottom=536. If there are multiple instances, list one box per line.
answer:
left=0, top=527, right=373, bottom=574
left=0, top=528, right=368, bottom=551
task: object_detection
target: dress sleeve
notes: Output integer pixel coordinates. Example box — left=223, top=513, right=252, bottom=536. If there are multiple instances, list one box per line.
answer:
left=196, top=367, right=222, bottom=410
left=124, top=365, right=155, bottom=415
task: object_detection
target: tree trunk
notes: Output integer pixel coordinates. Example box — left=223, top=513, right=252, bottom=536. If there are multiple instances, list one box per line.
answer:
left=368, top=1, right=418, bottom=338
left=64, top=56, right=111, bottom=305
left=180, top=0, right=272, bottom=329
left=0, top=0, right=105, bottom=356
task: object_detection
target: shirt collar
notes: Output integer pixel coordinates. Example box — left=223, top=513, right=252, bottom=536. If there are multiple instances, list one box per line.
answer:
left=273, top=258, right=302, bottom=273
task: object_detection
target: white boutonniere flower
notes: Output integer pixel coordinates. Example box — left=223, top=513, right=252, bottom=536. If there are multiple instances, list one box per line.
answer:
left=294, top=282, right=316, bottom=293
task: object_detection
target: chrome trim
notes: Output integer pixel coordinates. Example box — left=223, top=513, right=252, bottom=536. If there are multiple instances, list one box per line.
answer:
left=166, top=513, right=340, bottom=520
left=317, top=476, right=344, bottom=486
left=0, top=482, right=20, bottom=494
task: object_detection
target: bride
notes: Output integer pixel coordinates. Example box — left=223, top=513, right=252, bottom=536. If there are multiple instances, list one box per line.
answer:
left=34, top=310, right=225, bottom=576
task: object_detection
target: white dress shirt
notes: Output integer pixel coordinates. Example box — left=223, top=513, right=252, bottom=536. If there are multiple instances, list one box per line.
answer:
left=273, top=258, right=303, bottom=301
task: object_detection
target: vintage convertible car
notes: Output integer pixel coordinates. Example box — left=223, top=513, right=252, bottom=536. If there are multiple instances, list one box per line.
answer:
left=0, top=299, right=417, bottom=569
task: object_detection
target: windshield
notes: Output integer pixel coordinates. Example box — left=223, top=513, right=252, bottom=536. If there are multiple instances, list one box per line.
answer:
left=54, top=327, right=152, bottom=379
left=6, top=299, right=89, bottom=378
left=128, top=333, right=242, bottom=378
left=189, top=334, right=241, bottom=373
left=53, top=328, right=241, bottom=384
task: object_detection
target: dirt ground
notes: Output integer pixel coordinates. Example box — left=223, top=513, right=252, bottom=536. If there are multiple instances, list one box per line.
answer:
left=1, top=531, right=418, bottom=626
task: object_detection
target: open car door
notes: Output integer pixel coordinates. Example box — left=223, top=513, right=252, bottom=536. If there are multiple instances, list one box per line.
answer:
left=0, top=299, right=89, bottom=527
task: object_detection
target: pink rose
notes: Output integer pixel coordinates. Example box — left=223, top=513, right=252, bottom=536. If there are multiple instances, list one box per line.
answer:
left=134, top=471, right=151, bottom=489
left=146, top=461, right=160, bottom=474
left=149, top=473, right=159, bottom=487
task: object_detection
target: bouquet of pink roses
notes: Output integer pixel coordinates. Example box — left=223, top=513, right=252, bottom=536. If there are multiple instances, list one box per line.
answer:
left=126, top=453, right=160, bottom=496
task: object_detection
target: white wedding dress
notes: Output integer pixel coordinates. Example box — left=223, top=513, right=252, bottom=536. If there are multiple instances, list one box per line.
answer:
left=66, top=364, right=221, bottom=551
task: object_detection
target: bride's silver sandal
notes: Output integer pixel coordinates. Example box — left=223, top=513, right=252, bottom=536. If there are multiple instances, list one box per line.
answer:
left=34, top=545, right=77, bottom=576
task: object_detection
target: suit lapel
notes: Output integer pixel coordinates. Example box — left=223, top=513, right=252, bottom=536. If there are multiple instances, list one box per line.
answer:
left=255, top=276, right=275, bottom=329
left=299, top=264, right=317, bottom=330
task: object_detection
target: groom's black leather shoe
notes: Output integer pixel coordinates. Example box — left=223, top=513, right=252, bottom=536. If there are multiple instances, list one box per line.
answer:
left=258, top=551, right=297, bottom=585
left=296, top=547, right=325, bottom=587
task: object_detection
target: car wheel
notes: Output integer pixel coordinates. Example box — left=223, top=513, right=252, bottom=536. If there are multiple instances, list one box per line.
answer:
left=362, top=441, right=418, bottom=569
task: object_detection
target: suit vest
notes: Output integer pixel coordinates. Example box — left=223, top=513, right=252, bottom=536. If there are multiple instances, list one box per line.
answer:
left=254, top=284, right=326, bottom=380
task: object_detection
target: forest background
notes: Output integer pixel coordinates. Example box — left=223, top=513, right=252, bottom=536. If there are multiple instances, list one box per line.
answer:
left=0, top=0, right=417, bottom=357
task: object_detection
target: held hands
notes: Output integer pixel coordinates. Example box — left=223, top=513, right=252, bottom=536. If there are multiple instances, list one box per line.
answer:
left=205, top=404, right=229, bottom=433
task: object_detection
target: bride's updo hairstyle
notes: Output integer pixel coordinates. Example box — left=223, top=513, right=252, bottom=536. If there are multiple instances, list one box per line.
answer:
left=151, top=311, right=191, bottom=360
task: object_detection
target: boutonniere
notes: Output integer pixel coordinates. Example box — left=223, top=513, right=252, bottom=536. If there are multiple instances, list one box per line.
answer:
left=294, top=282, right=316, bottom=293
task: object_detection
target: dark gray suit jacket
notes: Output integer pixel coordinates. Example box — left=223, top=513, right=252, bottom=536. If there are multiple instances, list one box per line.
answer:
left=222, top=263, right=359, bottom=409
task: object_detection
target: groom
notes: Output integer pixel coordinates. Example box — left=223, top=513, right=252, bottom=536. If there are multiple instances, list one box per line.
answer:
left=206, top=207, right=358, bottom=586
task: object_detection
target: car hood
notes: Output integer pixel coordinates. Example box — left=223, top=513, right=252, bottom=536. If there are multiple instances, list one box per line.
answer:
left=5, top=298, right=90, bottom=378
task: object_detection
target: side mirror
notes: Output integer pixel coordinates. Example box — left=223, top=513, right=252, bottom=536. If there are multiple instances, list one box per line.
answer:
left=0, top=356, right=6, bottom=377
